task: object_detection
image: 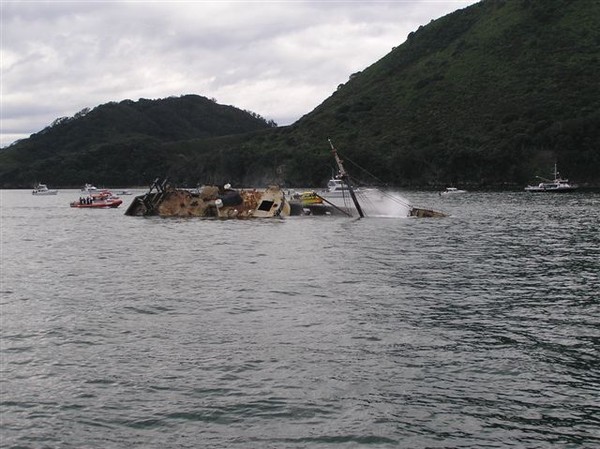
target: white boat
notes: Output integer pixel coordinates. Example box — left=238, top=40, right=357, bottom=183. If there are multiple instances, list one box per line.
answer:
left=440, top=187, right=467, bottom=195
left=319, top=178, right=367, bottom=199
left=315, top=177, right=374, bottom=213
left=524, top=164, right=578, bottom=192
left=81, top=183, right=98, bottom=193
left=32, top=183, right=58, bottom=195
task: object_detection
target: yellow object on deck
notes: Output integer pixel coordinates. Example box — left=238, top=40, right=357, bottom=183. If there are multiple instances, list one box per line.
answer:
left=300, top=191, right=323, bottom=206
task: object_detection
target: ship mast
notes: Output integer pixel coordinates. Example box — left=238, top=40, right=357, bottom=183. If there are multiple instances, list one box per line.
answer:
left=328, top=139, right=364, bottom=218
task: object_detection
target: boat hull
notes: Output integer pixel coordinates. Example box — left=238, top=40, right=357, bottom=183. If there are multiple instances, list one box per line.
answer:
left=32, top=184, right=58, bottom=195
left=125, top=182, right=289, bottom=218
left=440, top=188, right=467, bottom=195
left=70, top=199, right=123, bottom=208
left=524, top=186, right=578, bottom=192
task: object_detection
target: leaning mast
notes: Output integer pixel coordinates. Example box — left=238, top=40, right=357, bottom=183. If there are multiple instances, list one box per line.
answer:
left=328, top=139, right=364, bottom=218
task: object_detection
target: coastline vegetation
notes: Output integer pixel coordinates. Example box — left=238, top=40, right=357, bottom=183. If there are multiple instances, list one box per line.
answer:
left=1, top=0, right=598, bottom=189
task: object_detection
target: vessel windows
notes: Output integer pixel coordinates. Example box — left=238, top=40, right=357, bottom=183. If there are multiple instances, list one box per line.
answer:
left=257, top=200, right=274, bottom=211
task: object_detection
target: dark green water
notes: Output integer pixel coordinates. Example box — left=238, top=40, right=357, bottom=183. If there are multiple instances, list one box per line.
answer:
left=1, top=189, right=599, bottom=448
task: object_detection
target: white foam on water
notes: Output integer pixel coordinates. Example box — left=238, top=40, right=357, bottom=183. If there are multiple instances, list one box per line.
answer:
left=356, top=190, right=412, bottom=218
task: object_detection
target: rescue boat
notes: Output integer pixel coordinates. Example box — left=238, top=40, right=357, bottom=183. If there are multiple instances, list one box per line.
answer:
left=70, top=190, right=123, bottom=208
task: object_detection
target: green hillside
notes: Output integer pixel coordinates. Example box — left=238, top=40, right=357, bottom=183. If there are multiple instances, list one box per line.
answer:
left=156, top=0, right=600, bottom=189
left=2, top=0, right=599, bottom=189
left=0, top=95, right=274, bottom=187
left=279, top=0, right=600, bottom=187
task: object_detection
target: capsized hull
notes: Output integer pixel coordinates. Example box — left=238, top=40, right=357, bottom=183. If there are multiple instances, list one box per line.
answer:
left=125, top=181, right=289, bottom=218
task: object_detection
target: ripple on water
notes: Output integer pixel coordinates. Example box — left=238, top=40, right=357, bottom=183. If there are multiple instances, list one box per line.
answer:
left=1, top=190, right=599, bottom=448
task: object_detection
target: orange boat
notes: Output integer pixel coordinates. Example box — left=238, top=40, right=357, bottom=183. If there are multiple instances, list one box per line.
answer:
left=70, top=190, right=123, bottom=208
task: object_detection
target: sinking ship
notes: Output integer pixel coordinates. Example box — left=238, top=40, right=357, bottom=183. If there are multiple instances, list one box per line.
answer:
left=290, top=140, right=446, bottom=218
left=125, top=179, right=290, bottom=218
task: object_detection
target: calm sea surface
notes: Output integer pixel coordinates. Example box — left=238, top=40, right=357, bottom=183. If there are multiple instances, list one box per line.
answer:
left=1, top=189, right=599, bottom=448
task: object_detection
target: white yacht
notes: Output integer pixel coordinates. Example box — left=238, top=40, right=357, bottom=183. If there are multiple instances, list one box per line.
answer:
left=32, top=183, right=58, bottom=195
left=81, top=183, right=98, bottom=193
left=440, top=187, right=467, bottom=195
left=525, top=164, right=578, bottom=192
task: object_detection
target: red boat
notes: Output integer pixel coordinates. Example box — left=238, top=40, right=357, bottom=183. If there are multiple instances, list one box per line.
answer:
left=70, top=190, right=123, bottom=208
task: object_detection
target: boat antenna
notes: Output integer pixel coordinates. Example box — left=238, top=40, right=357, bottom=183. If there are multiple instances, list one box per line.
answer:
left=328, top=139, right=364, bottom=218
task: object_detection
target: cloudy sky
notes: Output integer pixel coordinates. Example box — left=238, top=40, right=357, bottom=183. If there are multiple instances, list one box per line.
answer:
left=1, top=0, right=477, bottom=147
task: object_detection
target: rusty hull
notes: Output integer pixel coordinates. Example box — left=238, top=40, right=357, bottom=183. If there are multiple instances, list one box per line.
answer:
left=125, top=183, right=290, bottom=218
left=409, top=206, right=447, bottom=218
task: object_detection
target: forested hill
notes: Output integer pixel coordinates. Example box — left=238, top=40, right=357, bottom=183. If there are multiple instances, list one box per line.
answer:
left=277, top=0, right=600, bottom=187
left=2, top=0, right=599, bottom=189
left=0, top=95, right=275, bottom=187
left=198, top=0, right=598, bottom=188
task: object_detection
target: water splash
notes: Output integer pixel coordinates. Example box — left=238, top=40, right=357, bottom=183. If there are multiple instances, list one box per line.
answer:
left=355, top=190, right=412, bottom=218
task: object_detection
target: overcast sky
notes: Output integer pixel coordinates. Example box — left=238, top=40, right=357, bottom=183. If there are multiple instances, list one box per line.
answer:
left=1, top=0, right=477, bottom=147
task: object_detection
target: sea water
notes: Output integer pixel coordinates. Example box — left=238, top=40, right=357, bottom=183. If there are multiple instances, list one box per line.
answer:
left=1, top=189, right=599, bottom=448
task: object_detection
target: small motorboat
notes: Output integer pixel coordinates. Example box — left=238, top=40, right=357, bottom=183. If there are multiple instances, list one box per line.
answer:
left=81, top=183, right=98, bottom=193
left=32, top=183, right=58, bottom=195
left=70, top=190, right=123, bottom=208
left=319, top=178, right=365, bottom=199
left=440, top=187, right=467, bottom=195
